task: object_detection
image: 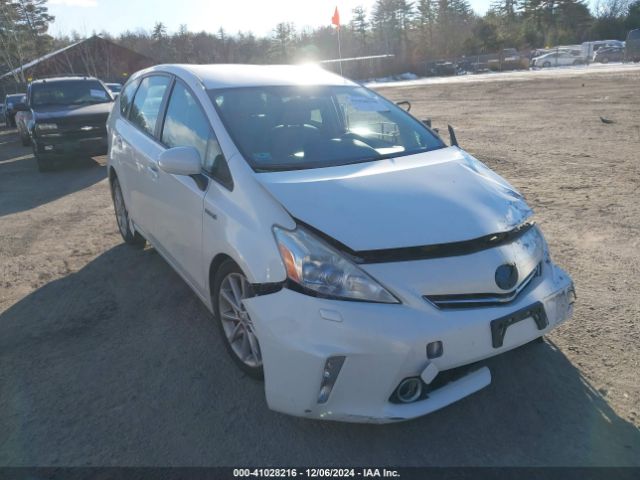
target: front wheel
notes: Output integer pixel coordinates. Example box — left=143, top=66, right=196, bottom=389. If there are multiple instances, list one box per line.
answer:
left=543, top=61, right=551, bottom=68
left=35, top=152, right=53, bottom=172
left=214, top=260, right=263, bottom=379
left=111, top=177, right=145, bottom=247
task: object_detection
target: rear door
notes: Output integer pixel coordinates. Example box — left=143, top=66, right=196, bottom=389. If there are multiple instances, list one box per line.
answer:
left=110, top=77, right=140, bottom=210
left=118, top=74, right=172, bottom=236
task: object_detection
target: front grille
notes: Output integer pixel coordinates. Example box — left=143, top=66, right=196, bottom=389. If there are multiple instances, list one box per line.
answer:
left=424, top=262, right=541, bottom=309
left=57, top=121, right=106, bottom=134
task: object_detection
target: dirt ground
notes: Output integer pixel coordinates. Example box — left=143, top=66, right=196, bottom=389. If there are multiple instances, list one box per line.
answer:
left=0, top=69, right=639, bottom=466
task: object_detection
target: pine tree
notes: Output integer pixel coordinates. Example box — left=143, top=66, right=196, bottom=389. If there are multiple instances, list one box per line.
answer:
left=350, top=5, right=369, bottom=53
left=0, top=0, right=54, bottom=81
left=490, top=0, right=519, bottom=18
left=273, top=22, right=295, bottom=62
left=416, top=0, right=437, bottom=44
left=152, top=22, right=167, bottom=41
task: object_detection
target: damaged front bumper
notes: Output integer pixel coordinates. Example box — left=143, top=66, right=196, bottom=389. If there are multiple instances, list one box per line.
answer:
left=243, top=264, right=574, bottom=423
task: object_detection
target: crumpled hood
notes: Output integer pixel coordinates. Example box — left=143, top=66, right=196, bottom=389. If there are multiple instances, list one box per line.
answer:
left=257, top=147, right=533, bottom=251
left=33, top=102, right=113, bottom=122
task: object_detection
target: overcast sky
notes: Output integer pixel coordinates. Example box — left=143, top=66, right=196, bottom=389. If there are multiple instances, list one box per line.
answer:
left=48, top=0, right=496, bottom=38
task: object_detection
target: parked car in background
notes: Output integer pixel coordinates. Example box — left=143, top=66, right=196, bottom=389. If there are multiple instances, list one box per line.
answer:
left=531, top=50, right=585, bottom=68
left=626, top=29, right=640, bottom=62
left=425, top=60, right=457, bottom=76
left=582, top=40, right=625, bottom=60
left=457, top=57, right=489, bottom=74
left=593, top=46, right=625, bottom=63
left=3, top=93, right=26, bottom=127
left=15, top=109, right=33, bottom=146
left=107, top=64, right=574, bottom=423
left=105, top=82, right=122, bottom=96
left=488, top=48, right=525, bottom=70
left=26, top=76, right=114, bottom=171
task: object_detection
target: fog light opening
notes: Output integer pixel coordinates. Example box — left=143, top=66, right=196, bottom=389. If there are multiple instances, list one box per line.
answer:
left=396, top=377, right=423, bottom=404
left=317, top=355, right=345, bottom=404
left=427, top=341, right=443, bottom=359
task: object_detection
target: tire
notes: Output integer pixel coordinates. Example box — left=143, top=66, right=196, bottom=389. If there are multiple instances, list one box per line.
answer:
left=35, top=152, right=54, bottom=172
left=601, top=57, right=609, bottom=64
left=21, top=134, right=30, bottom=147
left=213, top=259, right=264, bottom=379
left=110, top=176, right=146, bottom=247
left=543, top=61, right=551, bottom=68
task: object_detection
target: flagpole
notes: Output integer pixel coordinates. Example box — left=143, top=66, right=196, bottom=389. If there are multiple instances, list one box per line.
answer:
left=337, top=26, right=343, bottom=77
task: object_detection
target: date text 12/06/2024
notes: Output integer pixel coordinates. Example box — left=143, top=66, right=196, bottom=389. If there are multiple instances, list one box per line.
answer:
left=233, top=468, right=400, bottom=478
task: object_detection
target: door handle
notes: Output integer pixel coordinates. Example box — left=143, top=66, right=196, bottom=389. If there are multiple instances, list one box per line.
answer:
left=146, top=162, right=159, bottom=180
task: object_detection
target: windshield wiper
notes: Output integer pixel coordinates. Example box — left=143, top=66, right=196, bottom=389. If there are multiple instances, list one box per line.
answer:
left=254, top=156, right=381, bottom=172
left=253, top=146, right=445, bottom=173
left=70, top=100, right=110, bottom=105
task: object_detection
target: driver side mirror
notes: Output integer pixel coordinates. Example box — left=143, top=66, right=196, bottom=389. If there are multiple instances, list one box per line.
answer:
left=158, top=146, right=202, bottom=176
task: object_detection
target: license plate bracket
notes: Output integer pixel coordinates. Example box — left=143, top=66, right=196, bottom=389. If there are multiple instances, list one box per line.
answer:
left=490, top=301, right=548, bottom=348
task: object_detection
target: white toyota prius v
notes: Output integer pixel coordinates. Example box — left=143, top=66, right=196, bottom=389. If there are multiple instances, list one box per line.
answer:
left=106, top=64, right=575, bottom=423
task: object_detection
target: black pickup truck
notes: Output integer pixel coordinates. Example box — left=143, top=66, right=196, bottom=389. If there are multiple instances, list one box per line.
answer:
left=22, top=76, right=115, bottom=171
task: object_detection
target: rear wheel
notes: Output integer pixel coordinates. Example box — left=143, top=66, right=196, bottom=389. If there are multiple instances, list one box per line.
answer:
left=111, top=176, right=145, bottom=247
left=214, top=260, right=263, bottom=379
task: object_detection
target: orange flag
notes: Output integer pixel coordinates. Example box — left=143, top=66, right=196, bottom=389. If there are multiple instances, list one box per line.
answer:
left=332, top=6, right=340, bottom=29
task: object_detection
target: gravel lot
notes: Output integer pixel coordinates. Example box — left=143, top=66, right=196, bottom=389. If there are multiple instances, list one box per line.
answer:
left=0, top=68, right=639, bottom=466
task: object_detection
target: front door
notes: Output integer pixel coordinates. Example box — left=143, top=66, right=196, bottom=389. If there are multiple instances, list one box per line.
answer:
left=150, top=80, right=213, bottom=294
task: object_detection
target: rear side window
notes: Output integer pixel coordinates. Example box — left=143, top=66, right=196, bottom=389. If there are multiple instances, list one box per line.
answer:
left=129, top=75, right=171, bottom=136
left=119, top=79, right=139, bottom=117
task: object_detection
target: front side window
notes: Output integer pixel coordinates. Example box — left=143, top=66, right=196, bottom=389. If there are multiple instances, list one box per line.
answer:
left=162, top=81, right=230, bottom=186
left=129, top=75, right=171, bottom=136
left=30, top=80, right=111, bottom=107
left=162, top=82, right=210, bottom=162
left=209, top=85, right=444, bottom=172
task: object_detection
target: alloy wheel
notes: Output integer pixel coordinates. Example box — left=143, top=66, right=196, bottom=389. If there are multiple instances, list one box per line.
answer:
left=113, top=181, right=129, bottom=237
left=218, top=272, right=262, bottom=368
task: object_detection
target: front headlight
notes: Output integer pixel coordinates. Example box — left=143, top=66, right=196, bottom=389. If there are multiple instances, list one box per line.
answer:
left=273, top=225, right=399, bottom=303
left=36, top=123, right=58, bottom=132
